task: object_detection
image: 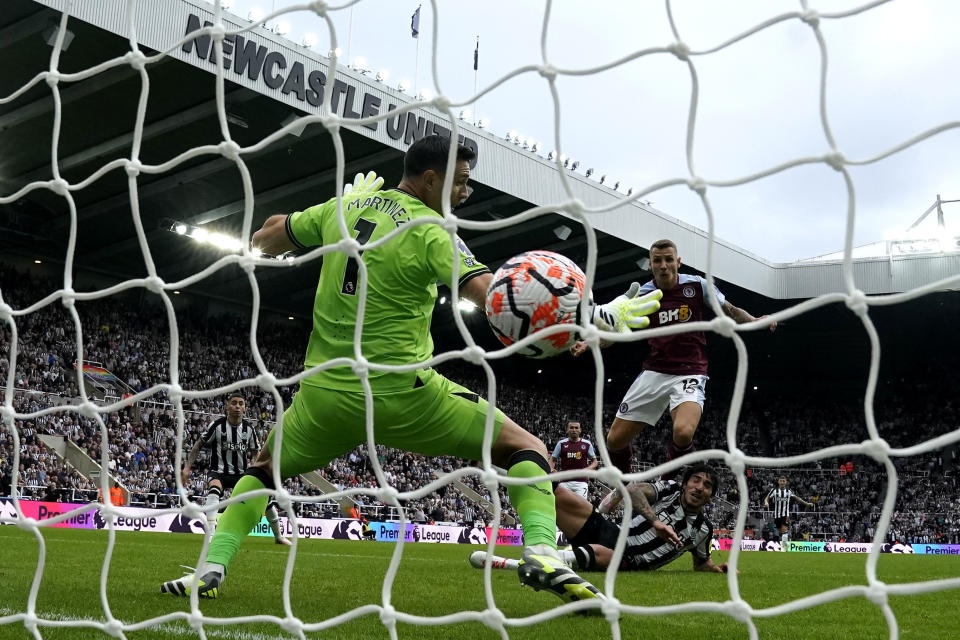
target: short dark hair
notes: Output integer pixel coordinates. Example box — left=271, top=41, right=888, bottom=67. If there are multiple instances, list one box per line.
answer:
left=403, top=135, right=476, bottom=179
left=681, top=464, right=720, bottom=498
left=650, top=238, right=677, bottom=254
left=227, top=392, right=245, bottom=402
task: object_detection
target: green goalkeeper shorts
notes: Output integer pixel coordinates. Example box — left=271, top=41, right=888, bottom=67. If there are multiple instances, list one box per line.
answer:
left=265, top=368, right=505, bottom=478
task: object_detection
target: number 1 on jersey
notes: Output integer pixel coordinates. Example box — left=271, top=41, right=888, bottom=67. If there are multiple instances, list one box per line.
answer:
left=341, top=217, right=377, bottom=295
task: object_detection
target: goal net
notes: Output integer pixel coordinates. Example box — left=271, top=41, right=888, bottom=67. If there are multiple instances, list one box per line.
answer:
left=2, top=0, right=959, bottom=639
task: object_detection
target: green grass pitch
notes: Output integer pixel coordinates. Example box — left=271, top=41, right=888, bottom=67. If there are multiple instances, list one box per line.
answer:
left=0, top=526, right=957, bottom=639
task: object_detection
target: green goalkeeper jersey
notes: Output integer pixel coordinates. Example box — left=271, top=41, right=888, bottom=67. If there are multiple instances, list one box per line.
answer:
left=286, top=188, right=489, bottom=392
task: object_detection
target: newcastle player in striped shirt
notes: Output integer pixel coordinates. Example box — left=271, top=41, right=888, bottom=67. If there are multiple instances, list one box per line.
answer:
left=764, top=476, right=814, bottom=546
left=471, top=465, right=732, bottom=574
left=181, top=393, right=289, bottom=545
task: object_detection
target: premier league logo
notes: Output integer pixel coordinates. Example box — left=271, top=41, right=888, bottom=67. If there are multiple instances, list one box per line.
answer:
left=0, top=499, right=19, bottom=522
left=457, top=527, right=488, bottom=545
left=880, top=543, right=914, bottom=554
left=168, top=514, right=207, bottom=534
left=333, top=520, right=363, bottom=540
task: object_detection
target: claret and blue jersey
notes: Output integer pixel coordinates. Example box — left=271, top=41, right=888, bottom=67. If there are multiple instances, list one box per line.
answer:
left=637, top=274, right=725, bottom=376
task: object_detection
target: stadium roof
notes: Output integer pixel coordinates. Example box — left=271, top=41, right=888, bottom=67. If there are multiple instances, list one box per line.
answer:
left=2, top=0, right=958, bottom=330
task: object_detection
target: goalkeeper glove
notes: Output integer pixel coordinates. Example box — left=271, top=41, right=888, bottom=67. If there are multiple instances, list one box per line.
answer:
left=592, top=283, right=662, bottom=332
left=343, top=171, right=384, bottom=197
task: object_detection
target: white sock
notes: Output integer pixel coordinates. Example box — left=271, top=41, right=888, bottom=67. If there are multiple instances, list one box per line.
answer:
left=204, top=492, right=220, bottom=528
left=200, top=562, right=225, bottom=578
left=266, top=504, right=284, bottom=539
left=487, top=554, right=519, bottom=570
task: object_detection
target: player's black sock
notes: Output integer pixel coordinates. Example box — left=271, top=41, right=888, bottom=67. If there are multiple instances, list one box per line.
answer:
left=609, top=445, right=633, bottom=475
left=573, top=545, right=597, bottom=571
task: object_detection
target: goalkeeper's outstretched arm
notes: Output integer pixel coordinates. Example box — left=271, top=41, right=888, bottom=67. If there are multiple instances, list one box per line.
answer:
left=460, top=272, right=492, bottom=308
left=252, top=214, right=298, bottom=256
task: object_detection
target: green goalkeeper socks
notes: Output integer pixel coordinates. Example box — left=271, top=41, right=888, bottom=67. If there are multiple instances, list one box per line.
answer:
left=506, top=457, right=557, bottom=549
left=205, top=474, right=269, bottom=573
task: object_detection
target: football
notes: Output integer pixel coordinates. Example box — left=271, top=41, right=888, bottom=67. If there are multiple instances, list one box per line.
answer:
left=485, top=250, right=586, bottom=358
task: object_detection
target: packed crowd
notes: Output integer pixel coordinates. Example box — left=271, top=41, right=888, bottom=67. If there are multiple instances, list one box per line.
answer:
left=2, top=265, right=958, bottom=543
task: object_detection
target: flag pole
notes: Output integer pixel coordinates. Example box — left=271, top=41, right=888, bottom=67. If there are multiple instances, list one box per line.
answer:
left=472, top=36, right=479, bottom=123
left=414, top=34, right=420, bottom=95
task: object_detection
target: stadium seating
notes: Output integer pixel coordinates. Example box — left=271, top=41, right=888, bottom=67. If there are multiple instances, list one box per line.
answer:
left=2, top=264, right=957, bottom=543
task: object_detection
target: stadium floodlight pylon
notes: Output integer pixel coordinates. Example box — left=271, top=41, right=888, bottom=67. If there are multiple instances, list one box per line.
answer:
left=1, top=1, right=960, bottom=639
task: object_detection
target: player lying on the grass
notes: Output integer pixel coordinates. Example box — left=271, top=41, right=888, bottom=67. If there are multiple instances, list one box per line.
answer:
left=471, top=464, right=732, bottom=573
left=161, top=135, right=661, bottom=606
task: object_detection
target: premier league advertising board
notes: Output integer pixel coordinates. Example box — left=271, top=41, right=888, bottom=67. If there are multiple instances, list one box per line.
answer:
left=4, top=500, right=957, bottom=553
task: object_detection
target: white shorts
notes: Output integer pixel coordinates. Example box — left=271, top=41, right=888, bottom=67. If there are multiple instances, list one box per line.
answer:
left=615, top=371, right=709, bottom=426
left=559, top=480, right=589, bottom=499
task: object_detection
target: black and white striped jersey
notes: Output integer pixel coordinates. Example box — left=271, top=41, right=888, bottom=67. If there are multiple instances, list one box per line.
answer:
left=199, top=417, right=260, bottom=475
left=621, top=480, right=713, bottom=571
left=766, top=487, right=796, bottom=518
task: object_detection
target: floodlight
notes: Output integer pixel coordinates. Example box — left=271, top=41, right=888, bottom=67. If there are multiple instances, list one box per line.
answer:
left=175, top=224, right=188, bottom=235
left=352, top=56, right=369, bottom=72
left=301, top=32, right=318, bottom=47
left=585, top=168, right=594, bottom=177
left=397, top=78, right=411, bottom=92
left=376, top=69, right=390, bottom=83
left=459, top=109, right=472, bottom=121
left=274, top=21, right=291, bottom=36
left=208, top=232, right=241, bottom=251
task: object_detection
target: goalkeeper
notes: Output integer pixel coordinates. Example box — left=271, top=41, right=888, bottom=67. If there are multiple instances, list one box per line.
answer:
left=161, top=135, right=661, bottom=607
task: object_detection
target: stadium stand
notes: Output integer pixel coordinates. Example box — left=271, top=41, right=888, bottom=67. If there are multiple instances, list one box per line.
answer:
left=1, top=265, right=957, bottom=542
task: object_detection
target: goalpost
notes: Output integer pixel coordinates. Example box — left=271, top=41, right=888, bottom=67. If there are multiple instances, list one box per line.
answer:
left=1, top=0, right=960, bottom=639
